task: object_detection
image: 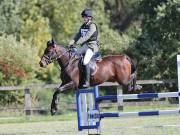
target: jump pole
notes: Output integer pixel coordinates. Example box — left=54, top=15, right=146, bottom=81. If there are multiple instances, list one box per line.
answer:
left=177, top=55, right=180, bottom=107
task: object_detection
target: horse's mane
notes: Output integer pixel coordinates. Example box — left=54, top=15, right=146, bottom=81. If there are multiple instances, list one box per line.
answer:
left=56, top=44, right=67, bottom=50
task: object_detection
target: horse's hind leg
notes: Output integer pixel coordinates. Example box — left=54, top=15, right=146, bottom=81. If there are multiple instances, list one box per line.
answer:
left=116, top=75, right=133, bottom=91
left=127, top=73, right=142, bottom=91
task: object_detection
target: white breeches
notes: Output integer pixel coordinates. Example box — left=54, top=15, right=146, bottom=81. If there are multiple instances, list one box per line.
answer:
left=83, top=48, right=94, bottom=65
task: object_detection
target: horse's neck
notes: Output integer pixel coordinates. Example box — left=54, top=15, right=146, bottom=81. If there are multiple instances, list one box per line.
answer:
left=56, top=46, right=71, bottom=69
left=55, top=45, right=82, bottom=72
left=57, top=59, right=67, bottom=69
left=58, top=56, right=80, bottom=73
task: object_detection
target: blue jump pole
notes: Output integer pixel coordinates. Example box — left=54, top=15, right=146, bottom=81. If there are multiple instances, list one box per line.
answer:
left=96, top=92, right=180, bottom=102
left=100, top=109, right=180, bottom=118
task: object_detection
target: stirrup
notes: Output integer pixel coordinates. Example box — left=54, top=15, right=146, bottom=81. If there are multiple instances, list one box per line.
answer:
left=82, top=82, right=90, bottom=88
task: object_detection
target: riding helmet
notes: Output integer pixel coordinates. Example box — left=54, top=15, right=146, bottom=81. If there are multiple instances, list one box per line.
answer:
left=81, top=8, right=92, bottom=17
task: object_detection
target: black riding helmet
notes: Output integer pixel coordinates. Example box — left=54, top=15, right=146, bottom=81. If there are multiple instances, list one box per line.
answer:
left=81, top=8, right=92, bottom=17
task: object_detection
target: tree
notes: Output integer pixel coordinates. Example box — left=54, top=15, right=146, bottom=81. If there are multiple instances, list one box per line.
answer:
left=0, top=0, right=22, bottom=39
left=126, top=0, right=180, bottom=80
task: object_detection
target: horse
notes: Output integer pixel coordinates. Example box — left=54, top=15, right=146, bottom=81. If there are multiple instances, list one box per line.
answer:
left=39, top=40, right=138, bottom=115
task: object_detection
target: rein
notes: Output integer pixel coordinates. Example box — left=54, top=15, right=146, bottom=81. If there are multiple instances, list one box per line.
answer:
left=55, top=49, right=69, bottom=60
left=54, top=47, right=72, bottom=71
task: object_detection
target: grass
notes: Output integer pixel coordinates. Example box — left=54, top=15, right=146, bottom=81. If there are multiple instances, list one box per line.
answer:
left=0, top=104, right=179, bottom=124
left=100, top=115, right=180, bottom=135
left=0, top=115, right=180, bottom=135
left=0, top=105, right=180, bottom=134
left=100, top=104, right=179, bottom=113
left=0, top=112, right=77, bottom=124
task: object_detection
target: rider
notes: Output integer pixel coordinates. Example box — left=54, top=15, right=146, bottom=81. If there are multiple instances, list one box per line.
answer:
left=68, top=8, right=99, bottom=88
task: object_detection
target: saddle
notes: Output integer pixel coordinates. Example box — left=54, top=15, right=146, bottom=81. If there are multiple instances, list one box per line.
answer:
left=69, top=47, right=102, bottom=76
left=79, top=52, right=102, bottom=76
left=89, top=52, right=102, bottom=76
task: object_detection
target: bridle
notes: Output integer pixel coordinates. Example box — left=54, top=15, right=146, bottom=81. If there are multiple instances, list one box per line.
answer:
left=42, top=45, right=72, bottom=70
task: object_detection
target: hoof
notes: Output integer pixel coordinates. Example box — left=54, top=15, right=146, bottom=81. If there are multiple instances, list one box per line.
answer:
left=128, top=85, right=142, bottom=91
left=50, top=102, right=58, bottom=116
left=135, top=85, right=142, bottom=90
left=50, top=109, right=57, bottom=116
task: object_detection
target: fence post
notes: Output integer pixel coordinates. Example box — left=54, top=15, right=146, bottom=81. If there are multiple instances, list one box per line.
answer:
left=117, top=86, right=123, bottom=111
left=24, top=88, right=31, bottom=119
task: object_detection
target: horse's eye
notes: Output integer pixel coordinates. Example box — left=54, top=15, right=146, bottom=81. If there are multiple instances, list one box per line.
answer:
left=47, top=46, right=53, bottom=52
left=48, top=48, right=51, bottom=51
left=45, top=48, right=50, bottom=54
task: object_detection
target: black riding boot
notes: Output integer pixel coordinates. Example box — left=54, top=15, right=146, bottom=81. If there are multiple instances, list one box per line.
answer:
left=83, top=64, right=90, bottom=88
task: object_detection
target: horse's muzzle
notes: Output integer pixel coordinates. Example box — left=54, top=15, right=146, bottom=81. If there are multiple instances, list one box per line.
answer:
left=39, top=61, right=47, bottom=68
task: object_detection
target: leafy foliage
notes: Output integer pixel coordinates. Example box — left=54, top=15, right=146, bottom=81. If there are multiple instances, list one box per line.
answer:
left=0, top=0, right=22, bottom=39
left=0, top=35, right=39, bottom=105
left=126, top=0, right=180, bottom=80
left=0, top=35, right=39, bottom=85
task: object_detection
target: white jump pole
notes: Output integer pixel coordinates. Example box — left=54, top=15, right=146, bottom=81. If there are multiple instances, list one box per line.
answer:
left=82, top=93, right=88, bottom=126
left=177, top=55, right=180, bottom=107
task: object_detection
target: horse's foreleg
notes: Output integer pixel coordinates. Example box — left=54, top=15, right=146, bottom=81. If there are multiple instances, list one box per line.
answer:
left=57, top=81, right=76, bottom=92
left=51, top=90, right=60, bottom=115
left=50, top=81, right=76, bottom=115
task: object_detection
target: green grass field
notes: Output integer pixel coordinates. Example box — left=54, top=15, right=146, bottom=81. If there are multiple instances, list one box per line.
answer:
left=0, top=104, right=179, bottom=135
left=0, top=114, right=180, bottom=135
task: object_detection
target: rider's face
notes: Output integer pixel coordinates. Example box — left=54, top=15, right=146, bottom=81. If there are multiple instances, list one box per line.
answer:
left=82, top=16, right=91, bottom=23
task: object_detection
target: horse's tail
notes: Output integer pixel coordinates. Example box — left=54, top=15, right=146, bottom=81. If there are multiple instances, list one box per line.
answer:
left=125, top=55, right=138, bottom=91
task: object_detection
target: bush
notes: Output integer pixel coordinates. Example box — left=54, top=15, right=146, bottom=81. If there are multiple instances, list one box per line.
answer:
left=0, top=35, right=39, bottom=105
left=0, top=35, right=39, bottom=85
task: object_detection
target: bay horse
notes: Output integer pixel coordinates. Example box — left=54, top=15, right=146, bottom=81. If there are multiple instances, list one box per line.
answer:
left=39, top=40, right=138, bottom=115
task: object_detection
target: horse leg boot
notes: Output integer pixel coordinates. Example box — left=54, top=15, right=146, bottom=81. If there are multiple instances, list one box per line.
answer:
left=83, top=63, right=90, bottom=88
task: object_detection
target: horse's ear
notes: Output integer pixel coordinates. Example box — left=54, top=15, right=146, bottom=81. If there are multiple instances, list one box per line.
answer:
left=51, top=38, right=56, bottom=48
left=51, top=38, right=54, bottom=44
left=47, top=40, right=51, bottom=47
left=47, top=38, right=56, bottom=47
